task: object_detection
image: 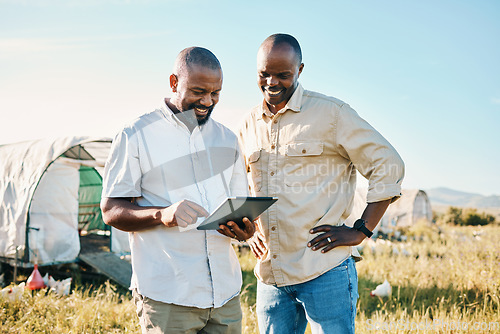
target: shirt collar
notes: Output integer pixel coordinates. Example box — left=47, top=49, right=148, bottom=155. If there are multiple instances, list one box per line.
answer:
left=160, top=99, right=176, bottom=121
left=160, top=99, right=212, bottom=131
left=259, top=83, right=304, bottom=119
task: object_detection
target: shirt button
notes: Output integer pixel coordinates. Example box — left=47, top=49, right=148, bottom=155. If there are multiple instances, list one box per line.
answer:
left=270, top=171, right=274, bottom=176
left=273, top=119, right=278, bottom=124
left=271, top=226, right=276, bottom=231
left=272, top=255, right=277, bottom=259
left=271, top=145, right=275, bottom=149
left=302, top=149, right=307, bottom=153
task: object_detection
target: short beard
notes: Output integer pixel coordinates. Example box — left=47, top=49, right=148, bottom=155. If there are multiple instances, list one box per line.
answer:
left=187, top=103, right=214, bottom=126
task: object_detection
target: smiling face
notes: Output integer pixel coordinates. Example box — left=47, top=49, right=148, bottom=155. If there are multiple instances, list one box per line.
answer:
left=257, top=42, right=304, bottom=114
left=169, top=63, right=222, bottom=125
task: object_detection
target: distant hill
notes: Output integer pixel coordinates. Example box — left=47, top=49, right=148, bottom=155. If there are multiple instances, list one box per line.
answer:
left=426, top=187, right=500, bottom=208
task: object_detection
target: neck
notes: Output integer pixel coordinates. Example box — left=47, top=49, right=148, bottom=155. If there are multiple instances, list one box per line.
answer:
left=165, top=98, right=180, bottom=114
left=267, top=101, right=286, bottom=115
left=165, top=98, right=198, bottom=132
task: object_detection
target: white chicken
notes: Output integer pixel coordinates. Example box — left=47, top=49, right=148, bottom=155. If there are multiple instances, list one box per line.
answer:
left=0, top=282, right=26, bottom=302
left=50, top=277, right=72, bottom=296
left=42, top=273, right=50, bottom=287
left=42, top=273, right=72, bottom=296
left=370, top=279, right=392, bottom=297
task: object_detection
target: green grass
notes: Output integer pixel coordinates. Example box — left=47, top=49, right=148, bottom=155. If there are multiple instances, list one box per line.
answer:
left=0, top=281, right=139, bottom=333
left=238, top=222, right=500, bottom=333
left=1, top=223, right=498, bottom=333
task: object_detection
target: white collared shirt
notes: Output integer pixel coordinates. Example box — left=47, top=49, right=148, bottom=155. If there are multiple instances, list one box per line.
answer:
left=102, top=102, right=248, bottom=308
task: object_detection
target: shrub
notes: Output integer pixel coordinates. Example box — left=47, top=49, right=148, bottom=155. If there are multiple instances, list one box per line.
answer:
left=462, top=209, right=496, bottom=226
left=439, top=206, right=462, bottom=225
left=440, top=206, right=496, bottom=226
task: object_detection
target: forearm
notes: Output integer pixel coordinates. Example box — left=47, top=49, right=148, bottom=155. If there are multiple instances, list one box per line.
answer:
left=361, top=199, right=391, bottom=232
left=308, top=199, right=393, bottom=252
left=101, top=197, right=165, bottom=232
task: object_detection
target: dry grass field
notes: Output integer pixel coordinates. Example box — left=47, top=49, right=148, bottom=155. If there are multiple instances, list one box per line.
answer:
left=1, top=222, right=499, bottom=333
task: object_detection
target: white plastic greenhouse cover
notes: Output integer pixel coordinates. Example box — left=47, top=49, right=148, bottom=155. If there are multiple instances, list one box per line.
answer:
left=29, top=160, right=81, bottom=263
left=0, top=136, right=132, bottom=264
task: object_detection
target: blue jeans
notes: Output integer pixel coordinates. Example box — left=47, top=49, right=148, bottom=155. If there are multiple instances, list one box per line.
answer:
left=256, top=257, right=358, bottom=334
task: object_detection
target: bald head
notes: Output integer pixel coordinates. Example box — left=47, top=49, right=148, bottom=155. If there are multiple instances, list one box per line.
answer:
left=173, top=47, right=221, bottom=77
left=167, top=47, right=223, bottom=127
left=259, top=33, right=302, bottom=65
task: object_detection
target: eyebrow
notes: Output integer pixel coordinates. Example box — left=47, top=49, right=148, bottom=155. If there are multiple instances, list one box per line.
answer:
left=191, top=87, right=221, bottom=93
left=259, top=70, right=292, bottom=75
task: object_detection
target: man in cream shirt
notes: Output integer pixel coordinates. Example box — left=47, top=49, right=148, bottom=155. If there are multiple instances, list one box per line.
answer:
left=101, top=47, right=255, bottom=334
left=238, top=34, right=405, bottom=333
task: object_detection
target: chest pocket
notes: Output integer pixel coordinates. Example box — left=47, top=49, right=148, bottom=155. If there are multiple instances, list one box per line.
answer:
left=247, top=150, right=263, bottom=192
left=285, top=142, right=324, bottom=156
left=284, top=142, right=324, bottom=187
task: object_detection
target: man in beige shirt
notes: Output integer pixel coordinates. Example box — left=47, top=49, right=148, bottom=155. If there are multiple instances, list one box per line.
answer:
left=238, top=34, right=405, bottom=333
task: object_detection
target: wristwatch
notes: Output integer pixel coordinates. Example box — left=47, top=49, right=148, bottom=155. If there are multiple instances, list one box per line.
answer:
left=353, top=219, right=373, bottom=238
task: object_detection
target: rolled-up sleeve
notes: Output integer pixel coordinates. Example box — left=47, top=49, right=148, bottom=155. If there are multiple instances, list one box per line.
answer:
left=336, top=104, right=405, bottom=203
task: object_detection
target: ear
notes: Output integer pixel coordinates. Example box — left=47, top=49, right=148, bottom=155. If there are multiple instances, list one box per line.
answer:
left=298, top=63, right=304, bottom=77
left=169, top=74, right=178, bottom=92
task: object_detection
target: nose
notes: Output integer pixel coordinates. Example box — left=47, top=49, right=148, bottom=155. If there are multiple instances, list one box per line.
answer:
left=200, top=94, right=212, bottom=107
left=266, top=76, right=278, bottom=86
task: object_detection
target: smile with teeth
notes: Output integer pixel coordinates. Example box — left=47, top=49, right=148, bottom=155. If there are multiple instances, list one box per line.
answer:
left=266, top=88, right=283, bottom=96
left=194, top=107, right=209, bottom=114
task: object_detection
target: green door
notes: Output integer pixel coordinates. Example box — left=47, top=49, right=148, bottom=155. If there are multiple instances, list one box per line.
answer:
left=78, top=166, right=108, bottom=232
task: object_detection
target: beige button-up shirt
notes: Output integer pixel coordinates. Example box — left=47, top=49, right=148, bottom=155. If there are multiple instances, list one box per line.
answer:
left=238, top=84, right=404, bottom=286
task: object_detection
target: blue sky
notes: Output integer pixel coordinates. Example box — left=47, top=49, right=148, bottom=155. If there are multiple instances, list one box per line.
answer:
left=1, top=0, right=499, bottom=196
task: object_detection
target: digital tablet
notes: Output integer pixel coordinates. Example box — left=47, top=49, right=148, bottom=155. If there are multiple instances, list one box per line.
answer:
left=197, top=196, right=278, bottom=230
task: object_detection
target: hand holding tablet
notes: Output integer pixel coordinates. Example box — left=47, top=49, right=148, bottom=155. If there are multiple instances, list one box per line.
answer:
left=197, top=197, right=277, bottom=230
left=217, top=217, right=256, bottom=241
